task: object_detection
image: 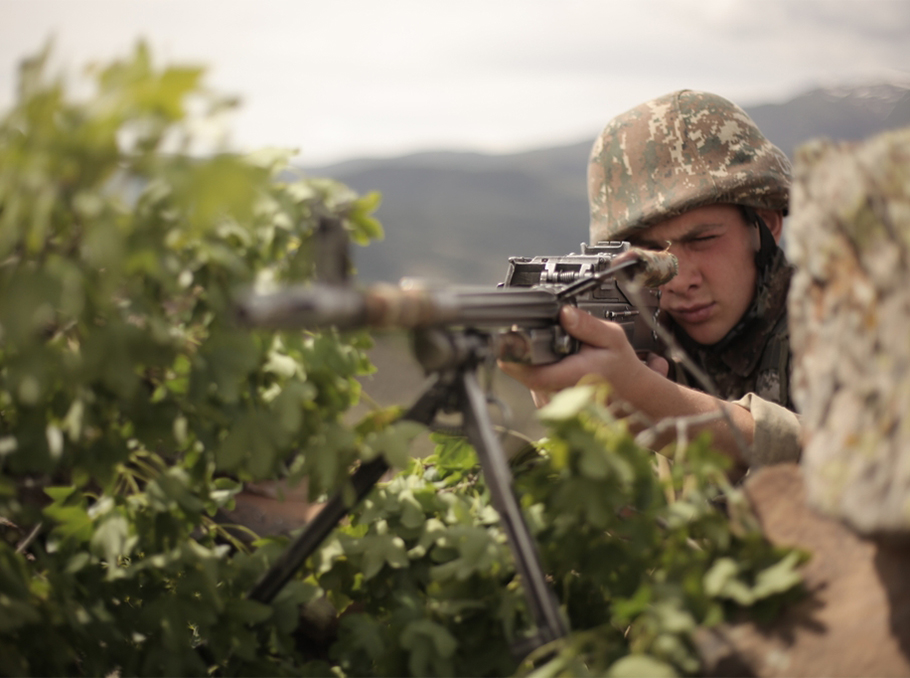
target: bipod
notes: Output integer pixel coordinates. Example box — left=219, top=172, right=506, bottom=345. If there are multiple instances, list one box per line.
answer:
left=247, top=328, right=568, bottom=658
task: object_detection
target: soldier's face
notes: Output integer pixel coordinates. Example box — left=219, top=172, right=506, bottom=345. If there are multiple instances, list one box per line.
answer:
left=630, top=204, right=768, bottom=345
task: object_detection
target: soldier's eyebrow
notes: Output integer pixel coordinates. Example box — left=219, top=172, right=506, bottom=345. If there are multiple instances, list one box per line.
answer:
left=675, top=222, right=726, bottom=243
left=634, top=222, right=725, bottom=249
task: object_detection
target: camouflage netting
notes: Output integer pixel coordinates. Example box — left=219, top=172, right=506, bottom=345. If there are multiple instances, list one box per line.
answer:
left=788, top=126, right=910, bottom=536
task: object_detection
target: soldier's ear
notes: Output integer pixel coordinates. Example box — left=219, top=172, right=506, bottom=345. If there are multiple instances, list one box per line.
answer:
left=756, top=209, right=784, bottom=244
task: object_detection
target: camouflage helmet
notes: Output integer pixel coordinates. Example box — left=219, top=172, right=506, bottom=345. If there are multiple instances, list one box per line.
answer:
left=588, top=90, right=791, bottom=243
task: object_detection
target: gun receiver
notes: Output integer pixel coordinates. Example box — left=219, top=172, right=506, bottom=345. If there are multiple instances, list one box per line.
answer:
left=497, top=241, right=674, bottom=363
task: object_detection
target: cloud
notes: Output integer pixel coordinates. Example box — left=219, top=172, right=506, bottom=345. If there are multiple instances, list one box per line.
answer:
left=665, top=0, right=910, bottom=39
left=2, top=0, right=908, bottom=163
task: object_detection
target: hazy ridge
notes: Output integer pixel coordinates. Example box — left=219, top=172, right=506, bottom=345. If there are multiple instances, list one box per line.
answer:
left=303, top=84, right=910, bottom=285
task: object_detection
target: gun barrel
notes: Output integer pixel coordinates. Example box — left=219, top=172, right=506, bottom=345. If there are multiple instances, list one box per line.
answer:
left=236, top=283, right=562, bottom=331
left=437, top=287, right=561, bottom=327
left=236, top=284, right=368, bottom=330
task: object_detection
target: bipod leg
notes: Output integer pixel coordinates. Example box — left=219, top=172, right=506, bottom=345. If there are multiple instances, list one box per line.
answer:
left=457, top=369, right=567, bottom=655
left=247, top=377, right=451, bottom=604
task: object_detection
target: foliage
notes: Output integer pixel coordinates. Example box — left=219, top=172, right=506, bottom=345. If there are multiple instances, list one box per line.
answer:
left=0, top=45, right=804, bottom=677
left=306, top=385, right=805, bottom=676
left=0, top=43, right=391, bottom=675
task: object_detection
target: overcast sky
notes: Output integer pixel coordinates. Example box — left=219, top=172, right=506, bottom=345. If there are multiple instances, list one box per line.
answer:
left=2, top=0, right=909, bottom=164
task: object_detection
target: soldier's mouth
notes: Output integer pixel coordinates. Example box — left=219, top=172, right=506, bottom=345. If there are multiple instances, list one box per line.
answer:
left=670, top=302, right=715, bottom=324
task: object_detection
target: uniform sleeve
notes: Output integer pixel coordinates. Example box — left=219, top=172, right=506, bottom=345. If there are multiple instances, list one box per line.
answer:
left=732, top=393, right=802, bottom=467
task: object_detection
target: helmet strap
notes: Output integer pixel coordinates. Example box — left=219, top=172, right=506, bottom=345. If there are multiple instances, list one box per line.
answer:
left=740, top=205, right=777, bottom=272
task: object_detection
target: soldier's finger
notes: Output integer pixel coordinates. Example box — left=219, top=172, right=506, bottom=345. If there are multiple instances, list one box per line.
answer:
left=560, top=306, right=627, bottom=349
left=645, top=352, right=670, bottom=377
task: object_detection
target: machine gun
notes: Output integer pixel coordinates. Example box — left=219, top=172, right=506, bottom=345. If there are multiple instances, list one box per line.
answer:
left=236, top=217, right=677, bottom=657
left=238, top=240, right=677, bottom=365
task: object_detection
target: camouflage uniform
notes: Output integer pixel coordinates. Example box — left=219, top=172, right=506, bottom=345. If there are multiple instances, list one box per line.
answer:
left=587, top=90, right=801, bottom=467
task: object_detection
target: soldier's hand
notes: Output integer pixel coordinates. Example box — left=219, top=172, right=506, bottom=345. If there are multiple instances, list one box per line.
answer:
left=498, top=305, right=667, bottom=407
left=644, top=352, right=670, bottom=378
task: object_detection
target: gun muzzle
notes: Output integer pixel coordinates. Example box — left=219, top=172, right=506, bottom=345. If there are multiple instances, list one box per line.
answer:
left=235, top=284, right=371, bottom=330
left=236, top=283, right=470, bottom=330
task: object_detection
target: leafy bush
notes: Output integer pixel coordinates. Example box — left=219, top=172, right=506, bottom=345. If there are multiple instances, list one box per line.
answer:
left=0, top=45, right=803, bottom=677
left=0, top=44, right=390, bottom=675
left=310, top=385, right=804, bottom=677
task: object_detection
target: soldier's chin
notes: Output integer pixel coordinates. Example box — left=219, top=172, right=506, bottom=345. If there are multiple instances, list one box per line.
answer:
left=678, top=321, right=727, bottom=347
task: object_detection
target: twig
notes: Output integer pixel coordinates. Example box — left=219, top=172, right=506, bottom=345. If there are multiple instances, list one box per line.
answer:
left=15, top=521, right=42, bottom=554
left=493, top=424, right=539, bottom=447
left=634, top=411, right=725, bottom=452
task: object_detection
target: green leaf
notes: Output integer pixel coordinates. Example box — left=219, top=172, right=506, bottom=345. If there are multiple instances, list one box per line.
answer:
left=362, top=420, right=424, bottom=469
left=400, top=619, right=457, bottom=677
left=579, top=445, right=609, bottom=479
left=398, top=490, right=427, bottom=530
left=752, top=551, right=803, bottom=599
left=347, top=191, right=384, bottom=244
left=360, top=529, right=409, bottom=580
left=607, top=654, right=678, bottom=678
left=225, top=598, right=274, bottom=625
left=652, top=600, right=696, bottom=634
left=216, top=410, right=276, bottom=474
left=341, top=613, right=386, bottom=658
left=198, top=330, right=261, bottom=404
left=148, top=468, right=206, bottom=515
left=703, top=557, right=738, bottom=597
left=44, top=486, right=78, bottom=503
left=537, top=385, right=595, bottom=423
left=43, top=504, right=93, bottom=543
left=703, top=557, right=755, bottom=605
left=0, top=597, right=41, bottom=633
left=246, top=147, right=295, bottom=176
left=429, top=434, right=479, bottom=484
left=90, top=513, right=132, bottom=568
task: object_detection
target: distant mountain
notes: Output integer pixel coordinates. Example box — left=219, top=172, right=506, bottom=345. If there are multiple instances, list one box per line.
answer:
left=747, top=83, right=910, bottom=159
left=302, top=83, right=910, bottom=285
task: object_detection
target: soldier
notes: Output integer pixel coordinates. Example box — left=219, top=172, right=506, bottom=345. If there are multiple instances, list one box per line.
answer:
left=500, top=90, right=801, bottom=475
